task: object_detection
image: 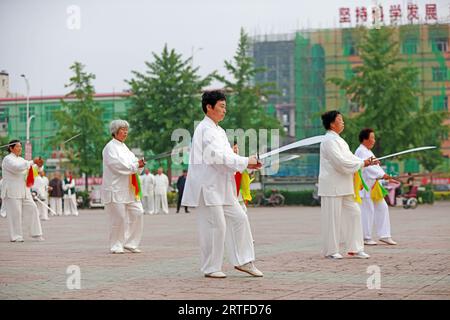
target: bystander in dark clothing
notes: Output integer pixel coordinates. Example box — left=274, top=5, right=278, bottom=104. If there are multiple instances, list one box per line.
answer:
left=176, top=170, right=189, bottom=213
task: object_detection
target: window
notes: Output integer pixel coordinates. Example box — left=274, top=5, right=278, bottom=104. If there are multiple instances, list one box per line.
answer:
left=101, top=103, right=114, bottom=121
left=45, top=105, right=60, bottom=121
left=19, top=106, right=35, bottom=122
left=343, top=41, right=357, bottom=56
left=432, top=67, right=447, bottom=81
left=431, top=38, right=448, bottom=52
left=402, top=38, right=418, bottom=54
left=0, top=107, right=8, bottom=122
left=432, top=96, right=448, bottom=111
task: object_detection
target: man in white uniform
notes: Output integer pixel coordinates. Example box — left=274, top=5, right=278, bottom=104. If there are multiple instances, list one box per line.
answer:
left=102, top=120, right=145, bottom=254
left=62, top=170, right=78, bottom=216
left=1, top=139, right=44, bottom=242
left=32, top=169, right=50, bottom=220
left=182, top=90, right=263, bottom=278
left=355, top=128, right=397, bottom=246
left=141, top=168, right=155, bottom=215
left=0, top=177, right=5, bottom=218
left=318, top=111, right=376, bottom=259
left=154, top=167, right=169, bottom=215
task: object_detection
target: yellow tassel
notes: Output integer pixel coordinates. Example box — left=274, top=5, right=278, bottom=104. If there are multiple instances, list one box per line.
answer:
left=370, top=180, right=388, bottom=202
left=240, top=171, right=253, bottom=202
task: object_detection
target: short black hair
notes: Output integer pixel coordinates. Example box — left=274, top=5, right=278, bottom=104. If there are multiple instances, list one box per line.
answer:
left=202, top=90, right=226, bottom=114
left=359, top=128, right=374, bottom=143
left=7, top=139, right=20, bottom=153
left=321, top=110, right=341, bottom=130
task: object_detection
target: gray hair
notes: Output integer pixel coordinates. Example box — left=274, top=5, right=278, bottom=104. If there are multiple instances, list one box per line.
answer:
left=110, top=119, right=129, bottom=136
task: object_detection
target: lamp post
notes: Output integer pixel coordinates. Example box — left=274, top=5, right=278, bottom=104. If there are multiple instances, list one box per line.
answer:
left=20, top=74, right=32, bottom=160
left=191, top=46, right=203, bottom=67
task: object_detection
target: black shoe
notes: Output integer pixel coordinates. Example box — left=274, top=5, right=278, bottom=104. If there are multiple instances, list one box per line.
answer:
left=185, top=210, right=190, bottom=213
left=176, top=211, right=179, bottom=214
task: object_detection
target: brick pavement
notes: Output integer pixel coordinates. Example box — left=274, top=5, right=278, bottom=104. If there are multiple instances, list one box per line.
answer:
left=0, top=201, right=449, bottom=300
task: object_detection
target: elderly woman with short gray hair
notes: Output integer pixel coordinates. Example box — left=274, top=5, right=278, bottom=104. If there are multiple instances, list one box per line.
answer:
left=101, top=119, right=145, bottom=254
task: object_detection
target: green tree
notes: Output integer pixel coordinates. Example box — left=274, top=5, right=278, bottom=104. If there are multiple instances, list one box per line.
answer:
left=330, top=27, right=448, bottom=170
left=49, top=62, right=106, bottom=190
left=126, top=45, right=213, bottom=180
left=215, top=28, right=282, bottom=155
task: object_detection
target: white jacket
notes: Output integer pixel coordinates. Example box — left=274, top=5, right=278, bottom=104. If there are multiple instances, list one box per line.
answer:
left=33, top=175, right=49, bottom=200
left=318, top=130, right=364, bottom=197
left=355, top=144, right=386, bottom=198
left=182, top=116, right=248, bottom=206
left=141, top=173, right=155, bottom=196
left=101, top=138, right=142, bottom=204
left=1, top=153, right=35, bottom=199
left=154, top=173, right=169, bottom=196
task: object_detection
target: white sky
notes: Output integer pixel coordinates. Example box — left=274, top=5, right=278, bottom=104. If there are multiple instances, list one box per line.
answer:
left=1, top=0, right=449, bottom=96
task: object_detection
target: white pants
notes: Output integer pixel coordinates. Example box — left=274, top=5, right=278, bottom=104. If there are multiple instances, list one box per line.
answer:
left=4, top=197, right=43, bottom=241
left=142, top=194, right=155, bottom=214
left=64, top=195, right=78, bottom=216
left=0, top=199, right=6, bottom=218
left=49, top=197, right=63, bottom=216
left=37, top=199, right=49, bottom=220
left=360, top=197, right=391, bottom=240
left=154, top=193, right=168, bottom=214
left=105, top=201, right=144, bottom=251
left=321, top=195, right=364, bottom=256
left=197, top=193, right=255, bottom=274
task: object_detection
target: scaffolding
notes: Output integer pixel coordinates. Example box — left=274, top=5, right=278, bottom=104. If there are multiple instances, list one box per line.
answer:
left=250, top=22, right=450, bottom=182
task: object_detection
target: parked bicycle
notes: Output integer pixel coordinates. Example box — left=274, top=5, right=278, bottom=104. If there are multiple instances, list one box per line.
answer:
left=254, top=189, right=285, bottom=207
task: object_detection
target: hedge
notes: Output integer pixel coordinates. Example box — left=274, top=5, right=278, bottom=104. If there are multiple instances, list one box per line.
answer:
left=434, top=191, right=450, bottom=201
left=250, top=190, right=318, bottom=206
left=417, top=190, right=434, bottom=204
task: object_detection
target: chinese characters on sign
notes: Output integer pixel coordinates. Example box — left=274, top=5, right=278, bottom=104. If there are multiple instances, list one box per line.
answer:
left=339, top=3, right=440, bottom=26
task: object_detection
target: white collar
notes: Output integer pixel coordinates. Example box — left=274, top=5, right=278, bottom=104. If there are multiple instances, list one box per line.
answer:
left=204, top=115, right=219, bottom=128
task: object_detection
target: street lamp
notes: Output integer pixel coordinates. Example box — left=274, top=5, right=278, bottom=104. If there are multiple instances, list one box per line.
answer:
left=20, top=74, right=32, bottom=159
left=191, top=46, right=203, bottom=67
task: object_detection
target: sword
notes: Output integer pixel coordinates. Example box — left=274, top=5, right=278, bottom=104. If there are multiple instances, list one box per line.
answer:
left=33, top=196, right=58, bottom=216
left=263, top=154, right=300, bottom=169
left=62, top=133, right=82, bottom=144
left=258, top=134, right=333, bottom=160
left=376, top=146, right=437, bottom=161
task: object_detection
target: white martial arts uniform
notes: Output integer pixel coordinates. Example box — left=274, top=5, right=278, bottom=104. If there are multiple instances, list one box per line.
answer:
left=1, top=153, right=43, bottom=241
left=182, top=116, right=255, bottom=274
left=33, top=175, right=50, bottom=220
left=0, top=179, right=6, bottom=218
left=63, top=177, right=78, bottom=216
left=154, top=173, right=169, bottom=214
left=355, top=144, right=392, bottom=240
left=102, top=138, right=144, bottom=252
left=318, top=130, right=365, bottom=257
left=141, top=173, right=155, bottom=214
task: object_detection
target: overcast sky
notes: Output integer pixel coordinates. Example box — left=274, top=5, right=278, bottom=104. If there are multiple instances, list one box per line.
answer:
left=1, top=0, right=448, bottom=96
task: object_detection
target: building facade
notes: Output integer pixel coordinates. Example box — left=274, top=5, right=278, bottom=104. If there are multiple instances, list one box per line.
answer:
left=251, top=23, right=449, bottom=177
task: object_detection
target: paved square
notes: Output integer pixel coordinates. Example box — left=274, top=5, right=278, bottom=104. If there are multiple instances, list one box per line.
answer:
left=1, top=201, right=449, bottom=299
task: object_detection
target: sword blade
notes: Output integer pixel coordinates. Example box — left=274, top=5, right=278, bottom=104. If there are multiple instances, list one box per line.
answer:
left=377, top=146, right=437, bottom=161
left=259, top=135, right=331, bottom=160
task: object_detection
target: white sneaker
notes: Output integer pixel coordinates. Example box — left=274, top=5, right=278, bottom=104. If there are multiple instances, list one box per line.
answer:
left=32, top=235, right=45, bottom=241
left=10, top=237, right=24, bottom=242
left=380, top=237, right=397, bottom=245
left=234, top=262, right=264, bottom=277
left=364, top=239, right=378, bottom=245
left=124, top=246, right=141, bottom=253
left=325, top=253, right=343, bottom=259
left=205, top=271, right=227, bottom=278
left=348, top=251, right=370, bottom=259
left=110, top=248, right=125, bottom=254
